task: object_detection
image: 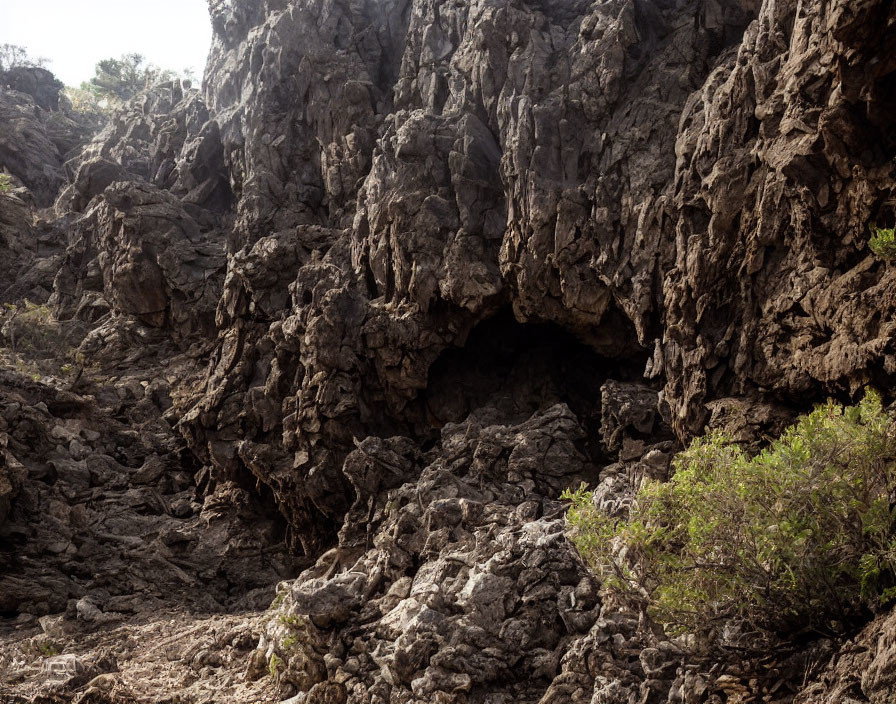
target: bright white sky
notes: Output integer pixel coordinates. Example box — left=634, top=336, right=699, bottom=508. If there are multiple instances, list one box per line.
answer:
left=0, top=0, right=213, bottom=87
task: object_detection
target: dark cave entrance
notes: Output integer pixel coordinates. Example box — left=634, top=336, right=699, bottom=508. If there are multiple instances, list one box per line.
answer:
left=418, top=308, right=652, bottom=463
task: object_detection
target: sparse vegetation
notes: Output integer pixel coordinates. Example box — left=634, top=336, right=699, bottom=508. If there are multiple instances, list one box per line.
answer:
left=278, top=613, right=304, bottom=629
left=269, top=591, right=286, bottom=610
left=0, top=44, right=49, bottom=72
left=0, top=300, right=86, bottom=380
left=268, top=652, right=283, bottom=680
left=38, top=642, right=61, bottom=657
left=3, top=301, right=60, bottom=354
left=24, top=639, right=62, bottom=658
left=0, top=173, right=12, bottom=193
left=564, top=390, right=896, bottom=644
left=870, top=226, right=896, bottom=261
left=63, top=85, right=111, bottom=121
left=79, top=53, right=196, bottom=111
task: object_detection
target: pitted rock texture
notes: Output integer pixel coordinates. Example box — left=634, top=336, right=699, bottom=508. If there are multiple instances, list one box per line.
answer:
left=0, top=364, right=297, bottom=620
left=48, top=82, right=232, bottom=339
left=1, top=0, right=896, bottom=701
left=661, top=0, right=896, bottom=437
left=0, top=351, right=302, bottom=701
left=53, top=181, right=226, bottom=336
left=57, top=80, right=231, bottom=216
left=0, top=67, right=96, bottom=207
left=258, top=405, right=603, bottom=702
left=794, top=607, right=896, bottom=704
left=179, top=0, right=896, bottom=562
left=0, top=68, right=98, bottom=302
left=184, top=0, right=896, bottom=699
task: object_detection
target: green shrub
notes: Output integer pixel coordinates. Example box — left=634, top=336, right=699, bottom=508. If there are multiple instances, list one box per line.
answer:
left=0, top=173, right=12, bottom=193
left=1, top=301, right=70, bottom=363
left=38, top=642, right=61, bottom=657
left=278, top=613, right=304, bottom=628
left=870, top=226, right=896, bottom=261
left=0, top=300, right=87, bottom=380
left=564, top=390, right=896, bottom=640
left=268, top=652, right=283, bottom=680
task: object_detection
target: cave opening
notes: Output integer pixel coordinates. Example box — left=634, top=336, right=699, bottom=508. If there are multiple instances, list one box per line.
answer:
left=418, top=307, right=652, bottom=464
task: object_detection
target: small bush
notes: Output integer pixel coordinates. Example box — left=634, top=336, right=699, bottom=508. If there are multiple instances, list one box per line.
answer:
left=268, top=652, right=283, bottom=680
left=0, top=173, right=12, bottom=193
left=38, top=642, right=61, bottom=657
left=0, top=300, right=86, bottom=380
left=565, top=390, right=896, bottom=640
left=2, top=301, right=58, bottom=352
left=279, top=613, right=304, bottom=628
left=870, top=226, right=896, bottom=261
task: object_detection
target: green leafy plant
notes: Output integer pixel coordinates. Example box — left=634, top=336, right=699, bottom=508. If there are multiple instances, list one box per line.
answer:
left=79, top=53, right=196, bottom=109
left=278, top=613, right=304, bottom=628
left=564, top=390, right=896, bottom=642
left=0, top=173, right=12, bottom=193
left=268, top=652, right=283, bottom=680
left=870, top=226, right=896, bottom=261
left=39, top=642, right=61, bottom=657
left=26, top=639, right=61, bottom=658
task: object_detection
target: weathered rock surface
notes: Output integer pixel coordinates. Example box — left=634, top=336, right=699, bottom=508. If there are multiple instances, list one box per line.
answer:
left=2, top=0, right=896, bottom=701
left=260, top=405, right=601, bottom=701
left=0, top=361, right=298, bottom=618
left=57, top=80, right=231, bottom=215
left=187, top=0, right=896, bottom=551
left=0, top=353, right=302, bottom=700
left=53, top=181, right=226, bottom=336
left=795, top=607, right=896, bottom=704
left=0, top=68, right=99, bottom=304
left=45, top=81, right=233, bottom=340
left=661, top=0, right=896, bottom=438
left=0, top=67, right=95, bottom=207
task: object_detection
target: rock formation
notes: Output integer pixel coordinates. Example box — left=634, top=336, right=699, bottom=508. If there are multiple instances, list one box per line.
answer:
left=1, top=0, right=895, bottom=701
left=0, top=66, right=96, bottom=207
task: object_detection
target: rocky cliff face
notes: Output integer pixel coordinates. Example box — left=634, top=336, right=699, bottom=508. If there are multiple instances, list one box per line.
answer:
left=0, top=66, right=97, bottom=208
left=1, top=0, right=896, bottom=701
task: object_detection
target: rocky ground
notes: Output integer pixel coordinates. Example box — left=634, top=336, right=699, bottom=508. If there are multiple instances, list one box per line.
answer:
left=1, top=0, right=896, bottom=701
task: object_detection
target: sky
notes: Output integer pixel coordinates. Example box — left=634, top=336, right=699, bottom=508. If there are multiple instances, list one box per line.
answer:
left=0, top=0, right=213, bottom=87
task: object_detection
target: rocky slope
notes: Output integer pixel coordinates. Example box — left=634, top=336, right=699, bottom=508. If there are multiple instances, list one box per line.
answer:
left=1, top=0, right=896, bottom=701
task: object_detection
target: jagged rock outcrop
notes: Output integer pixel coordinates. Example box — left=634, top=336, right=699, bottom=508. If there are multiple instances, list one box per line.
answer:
left=50, top=81, right=232, bottom=338
left=179, top=0, right=896, bottom=557
left=661, top=0, right=896, bottom=437
left=795, top=607, right=896, bottom=704
left=0, top=192, right=39, bottom=300
left=57, top=81, right=231, bottom=215
left=2, top=0, right=896, bottom=701
left=0, top=67, right=96, bottom=207
left=169, top=1, right=896, bottom=698
left=0, top=68, right=100, bottom=304
left=53, top=181, right=226, bottom=336
left=0, top=363, right=297, bottom=619
left=0, top=66, right=94, bottom=303
left=259, top=405, right=602, bottom=701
